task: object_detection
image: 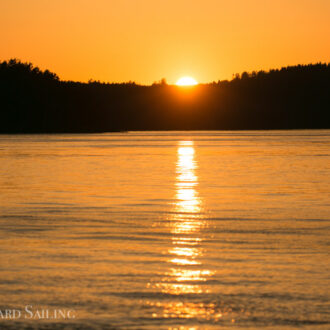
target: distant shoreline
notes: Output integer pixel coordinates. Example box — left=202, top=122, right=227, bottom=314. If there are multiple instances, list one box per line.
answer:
left=1, top=60, right=329, bottom=133
left=1, top=128, right=330, bottom=136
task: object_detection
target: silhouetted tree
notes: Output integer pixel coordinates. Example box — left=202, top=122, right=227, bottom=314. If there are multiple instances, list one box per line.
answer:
left=152, top=78, right=167, bottom=86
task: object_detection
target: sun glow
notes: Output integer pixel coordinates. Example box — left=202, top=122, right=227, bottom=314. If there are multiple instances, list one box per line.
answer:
left=176, top=76, right=198, bottom=86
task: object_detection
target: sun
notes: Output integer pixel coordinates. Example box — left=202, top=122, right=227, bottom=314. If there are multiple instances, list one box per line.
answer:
left=176, top=76, right=198, bottom=86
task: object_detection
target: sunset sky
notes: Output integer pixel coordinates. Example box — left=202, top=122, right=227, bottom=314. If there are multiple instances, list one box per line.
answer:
left=1, top=0, right=329, bottom=84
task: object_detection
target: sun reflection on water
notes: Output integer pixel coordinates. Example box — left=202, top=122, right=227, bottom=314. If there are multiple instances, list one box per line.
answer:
left=149, top=141, right=217, bottom=320
left=170, top=141, right=205, bottom=264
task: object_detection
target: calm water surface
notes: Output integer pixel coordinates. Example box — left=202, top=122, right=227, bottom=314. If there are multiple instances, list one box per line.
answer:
left=0, top=131, right=329, bottom=329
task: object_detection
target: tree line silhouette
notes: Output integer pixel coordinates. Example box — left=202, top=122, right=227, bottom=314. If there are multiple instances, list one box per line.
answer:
left=0, top=59, right=329, bottom=133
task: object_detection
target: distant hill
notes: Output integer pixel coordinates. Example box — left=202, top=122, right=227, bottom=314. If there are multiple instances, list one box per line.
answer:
left=0, top=59, right=329, bottom=133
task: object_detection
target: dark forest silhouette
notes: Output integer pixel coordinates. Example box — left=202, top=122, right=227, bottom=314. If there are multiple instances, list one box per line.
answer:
left=0, top=59, right=329, bottom=133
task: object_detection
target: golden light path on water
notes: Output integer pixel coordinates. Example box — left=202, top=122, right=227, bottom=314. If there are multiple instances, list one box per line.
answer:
left=148, top=141, right=221, bottom=322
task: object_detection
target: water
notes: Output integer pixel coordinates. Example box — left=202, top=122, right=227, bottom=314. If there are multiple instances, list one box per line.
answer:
left=0, top=131, right=329, bottom=329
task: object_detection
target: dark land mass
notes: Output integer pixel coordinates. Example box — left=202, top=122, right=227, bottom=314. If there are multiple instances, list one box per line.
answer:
left=0, top=59, right=329, bottom=133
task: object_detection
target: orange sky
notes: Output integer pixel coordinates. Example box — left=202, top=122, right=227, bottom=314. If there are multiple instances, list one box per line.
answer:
left=1, top=0, right=329, bottom=84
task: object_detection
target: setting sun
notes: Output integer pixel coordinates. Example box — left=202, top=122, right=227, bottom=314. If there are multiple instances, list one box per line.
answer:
left=176, top=77, right=198, bottom=86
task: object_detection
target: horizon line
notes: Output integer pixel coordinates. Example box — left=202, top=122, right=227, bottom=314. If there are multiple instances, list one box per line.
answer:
left=1, top=58, right=329, bottom=86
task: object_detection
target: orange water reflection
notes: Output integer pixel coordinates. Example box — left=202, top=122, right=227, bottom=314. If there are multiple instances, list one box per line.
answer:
left=150, top=141, right=216, bottom=320
left=169, top=141, right=206, bottom=272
